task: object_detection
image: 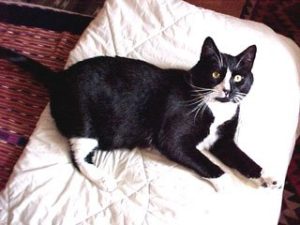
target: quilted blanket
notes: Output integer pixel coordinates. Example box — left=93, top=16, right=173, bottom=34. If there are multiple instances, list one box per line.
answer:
left=1, top=0, right=300, bottom=224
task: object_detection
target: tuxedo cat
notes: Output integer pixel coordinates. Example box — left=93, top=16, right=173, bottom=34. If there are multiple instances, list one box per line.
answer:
left=0, top=37, right=279, bottom=191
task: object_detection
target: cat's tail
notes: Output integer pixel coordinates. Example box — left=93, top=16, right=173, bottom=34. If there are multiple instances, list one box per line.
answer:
left=0, top=46, right=59, bottom=87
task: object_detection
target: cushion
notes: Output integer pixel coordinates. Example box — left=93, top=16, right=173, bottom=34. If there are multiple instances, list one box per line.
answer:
left=1, top=0, right=299, bottom=224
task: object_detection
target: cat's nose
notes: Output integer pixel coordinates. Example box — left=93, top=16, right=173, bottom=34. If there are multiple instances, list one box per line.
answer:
left=223, top=89, right=230, bottom=97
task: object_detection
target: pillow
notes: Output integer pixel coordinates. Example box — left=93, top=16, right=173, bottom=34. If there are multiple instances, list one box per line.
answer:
left=1, top=0, right=299, bottom=224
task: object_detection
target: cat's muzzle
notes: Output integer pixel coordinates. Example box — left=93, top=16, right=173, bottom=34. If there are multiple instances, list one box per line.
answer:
left=215, top=92, right=242, bottom=103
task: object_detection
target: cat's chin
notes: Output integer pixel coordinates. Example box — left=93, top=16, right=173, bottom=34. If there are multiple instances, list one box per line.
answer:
left=215, top=97, right=230, bottom=103
left=214, top=97, right=240, bottom=104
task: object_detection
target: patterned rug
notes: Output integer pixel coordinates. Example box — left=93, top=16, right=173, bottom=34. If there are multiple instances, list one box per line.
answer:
left=0, top=1, right=92, bottom=190
left=9, top=0, right=104, bottom=16
left=241, top=1, right=300, bottom=224
left=0, top=1, right=299, bottom=225
left=241, top=0, right=300, bottom=46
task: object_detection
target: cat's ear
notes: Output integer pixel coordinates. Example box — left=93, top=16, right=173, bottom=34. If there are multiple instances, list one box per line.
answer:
left=200, top=37, right=221, bottom=59
left=236, top=45, right=257, bottom=71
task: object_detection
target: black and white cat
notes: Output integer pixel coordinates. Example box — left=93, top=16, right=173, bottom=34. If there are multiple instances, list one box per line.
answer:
left=0, top=37, right=279, bottom=191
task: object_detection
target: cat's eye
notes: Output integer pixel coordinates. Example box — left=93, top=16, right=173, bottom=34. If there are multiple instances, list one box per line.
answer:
left=212, top=71, right=221, bottom=79
left=233, top=75, right=243, bottom=83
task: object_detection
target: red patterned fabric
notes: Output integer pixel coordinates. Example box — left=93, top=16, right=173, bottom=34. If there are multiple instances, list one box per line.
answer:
left=0, top=22, right=80, bottom=190
left=241, top=0, right=300, bottom=47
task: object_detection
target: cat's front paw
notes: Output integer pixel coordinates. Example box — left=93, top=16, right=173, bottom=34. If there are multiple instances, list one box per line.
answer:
left=252, top=171, right=282, bottom=189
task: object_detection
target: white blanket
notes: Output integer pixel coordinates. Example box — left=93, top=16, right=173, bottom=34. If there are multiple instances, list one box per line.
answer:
left=1, top=0, right=300, bottom=224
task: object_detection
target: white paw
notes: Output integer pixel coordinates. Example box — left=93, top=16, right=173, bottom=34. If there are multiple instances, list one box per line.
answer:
left=78, top=163, right=117, bottom=192
left=251, top=171, right=282, bottom=189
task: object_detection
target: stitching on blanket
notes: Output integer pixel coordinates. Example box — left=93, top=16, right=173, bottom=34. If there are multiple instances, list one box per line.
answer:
left=76, top=182, right=149, bottom=224
left=75, top=150, right=151, bottom=224
left=0, top=187, right=9, bottom=224
left=140, top=150, right=151, bottom=224
left=124, top=9, right=199, bottom=56
left=76, top=149, right=182, bottom=224
left=105, top=6, right=118, bottom=55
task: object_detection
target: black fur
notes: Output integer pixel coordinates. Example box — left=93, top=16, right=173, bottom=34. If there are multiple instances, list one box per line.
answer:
left=0, top=37, right=262, bottom=180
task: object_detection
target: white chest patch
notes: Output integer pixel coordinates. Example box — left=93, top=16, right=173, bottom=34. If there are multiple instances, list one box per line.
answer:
left=197, top=102, right=238, bottom=151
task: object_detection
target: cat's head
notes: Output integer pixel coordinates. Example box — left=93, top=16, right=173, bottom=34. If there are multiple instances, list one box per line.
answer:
left=190, top=37, right=256, bottom=104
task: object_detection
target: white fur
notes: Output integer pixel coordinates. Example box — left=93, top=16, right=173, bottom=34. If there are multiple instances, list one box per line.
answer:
left=70, top=138, right=98, bottom=163
left=214, top=69, right=231, bottom=98
left=70, top=137, right=117, bottom=191
left=223, top=69, right=231, bottom=91
left=197, top=67, right=237, bottom=151
left=208, top=69, right=232, bottom=100
left=251, top=170, right=282, bottom=189
left=197, top=102, right=238, bottom=151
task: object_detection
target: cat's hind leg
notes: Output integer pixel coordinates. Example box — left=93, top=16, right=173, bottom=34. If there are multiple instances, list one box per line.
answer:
left=70, top=137, right=117, bottom=191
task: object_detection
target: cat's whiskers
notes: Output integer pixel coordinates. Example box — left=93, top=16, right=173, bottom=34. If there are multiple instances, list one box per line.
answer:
left=233, top=96, right=239, bottom=103
left=185, top=95, right=205, bottom=106
left=236, top=91, right=247, bottom=97
left=192, top=101, right=208, bottom=124
left=193, top=87, right=213, bottom=90
left=233, top=92, right=246, bottom=103
left=190, top=92, right=207, bottom=97
left=186, top=86, right=215, bottom=102
left=189, top=99, right=206, bottom=112
left=186, top=80, right=214, bottom=92
left=191, top=88, right=214, bottom=92
left=186, top=88, right=215, bottom=123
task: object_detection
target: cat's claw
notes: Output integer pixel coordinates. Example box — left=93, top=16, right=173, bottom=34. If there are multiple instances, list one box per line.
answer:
left=251, top=171, right=282, bottom=189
